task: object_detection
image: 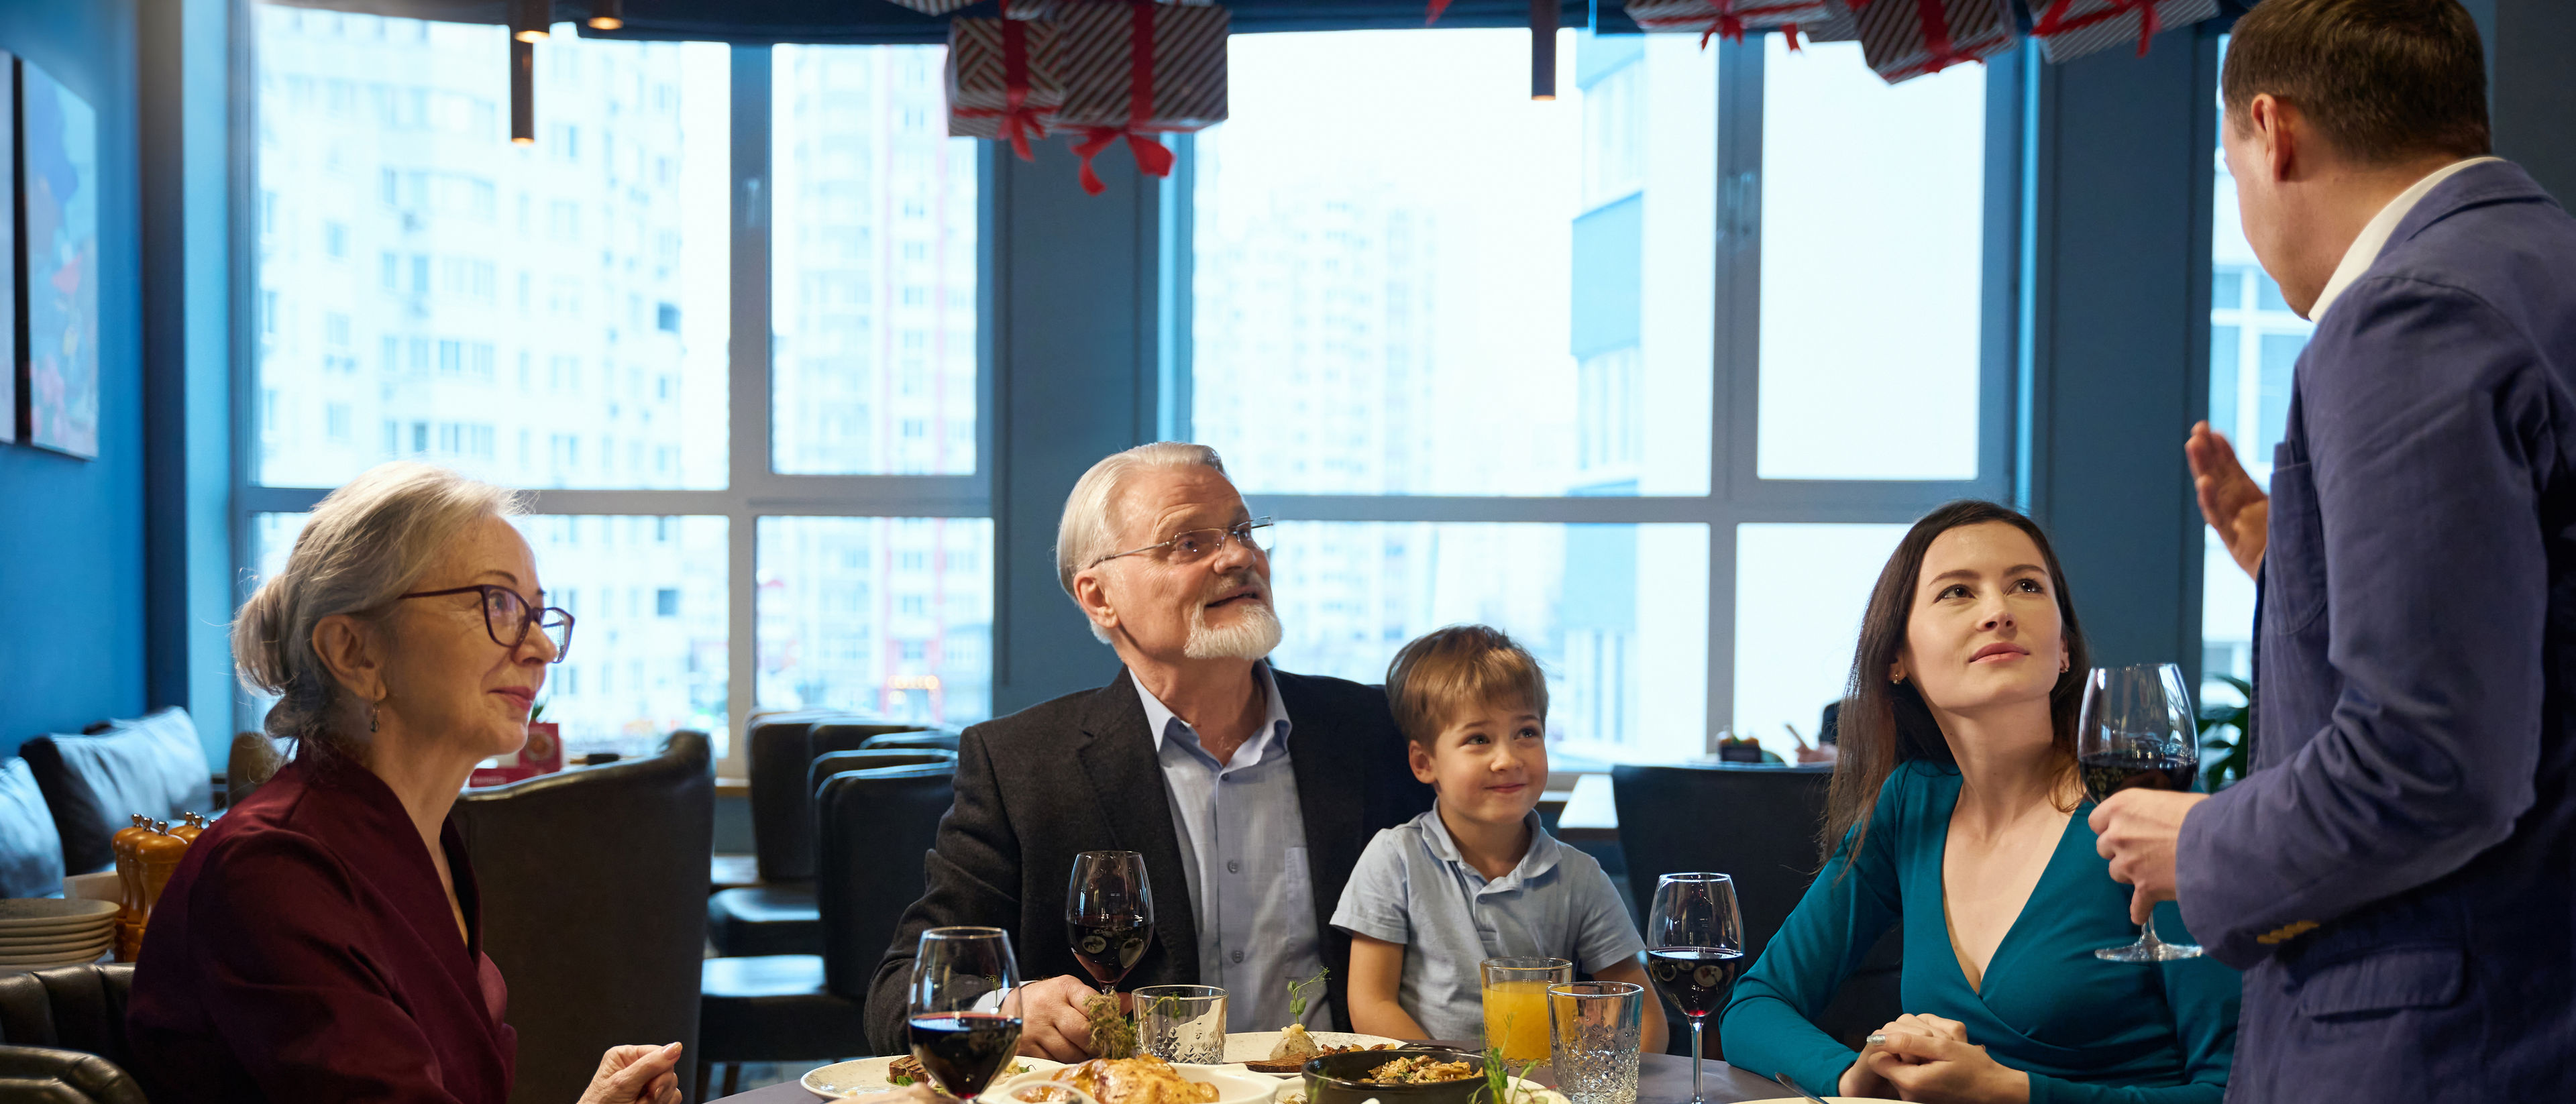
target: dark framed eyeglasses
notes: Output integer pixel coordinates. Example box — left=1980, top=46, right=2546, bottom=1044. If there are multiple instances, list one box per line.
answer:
left=397, top=585, right=575, bottom=662
left=1089, top=517, right=1275, bottom=569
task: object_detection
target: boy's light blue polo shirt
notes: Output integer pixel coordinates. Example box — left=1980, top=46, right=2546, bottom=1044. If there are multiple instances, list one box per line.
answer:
left=1329, top=806, right=1646, bottom=1043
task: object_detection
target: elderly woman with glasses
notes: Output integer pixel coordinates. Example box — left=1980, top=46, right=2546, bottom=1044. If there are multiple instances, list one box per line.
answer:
left=127, top=462, right=684, bottom=1104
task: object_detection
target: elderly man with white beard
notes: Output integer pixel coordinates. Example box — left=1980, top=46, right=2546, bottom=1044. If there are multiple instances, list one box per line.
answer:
left=862, top=443, right=1434, bottom=1060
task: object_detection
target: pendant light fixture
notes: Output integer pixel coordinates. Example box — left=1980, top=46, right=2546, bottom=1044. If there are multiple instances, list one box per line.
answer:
left=511, top=38, right=535, bottom=144
left=1529, top=0, right=1557, bottom=100
left=588, top=0, right=624, bottom=30
left=509, top=0, right=551, bottom=43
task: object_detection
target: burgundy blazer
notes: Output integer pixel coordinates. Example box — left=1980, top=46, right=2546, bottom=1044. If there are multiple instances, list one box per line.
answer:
left=125, top=759, right=517, bottom=1103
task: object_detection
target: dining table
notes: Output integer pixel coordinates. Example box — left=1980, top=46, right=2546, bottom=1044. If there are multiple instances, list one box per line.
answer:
left=708, top=1050, right=1803, bottom=1104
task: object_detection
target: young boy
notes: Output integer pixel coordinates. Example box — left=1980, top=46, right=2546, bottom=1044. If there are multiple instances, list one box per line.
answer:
left=1331, top=625, right=1668, bottom=1050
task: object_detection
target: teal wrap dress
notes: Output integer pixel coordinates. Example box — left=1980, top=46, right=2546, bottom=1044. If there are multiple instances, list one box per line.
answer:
left=1719, top=761, right=2239, bottom=1104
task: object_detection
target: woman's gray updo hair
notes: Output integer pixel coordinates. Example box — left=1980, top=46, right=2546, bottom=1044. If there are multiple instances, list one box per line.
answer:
left=232, top=461, right=525, bottom=763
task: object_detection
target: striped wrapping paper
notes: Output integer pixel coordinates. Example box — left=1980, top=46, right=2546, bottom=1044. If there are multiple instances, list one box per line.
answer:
left=1055, top=0, right=1228, bottom=132
left=947, top=17, right=1068, bottom=157
left=1856, top=0, right=2019, bottom=84
left=1624, top=0, right=1833, bottom=43
left=1006, top=0, right=1212, bottom=19
left=2029, top=0, right=2218, bottom=62
left=1801, top=0, right=1862, bottom=42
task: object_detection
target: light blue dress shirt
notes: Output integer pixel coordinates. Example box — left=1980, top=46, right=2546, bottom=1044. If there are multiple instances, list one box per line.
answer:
left=1136, top=662, right=1328, bottom=1032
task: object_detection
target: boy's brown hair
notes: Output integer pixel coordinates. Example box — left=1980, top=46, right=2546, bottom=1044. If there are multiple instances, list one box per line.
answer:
left=1384, top=624, right=1550, bottom=747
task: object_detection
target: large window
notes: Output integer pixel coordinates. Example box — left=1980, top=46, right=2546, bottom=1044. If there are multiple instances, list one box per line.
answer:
left=1187, top=31, right=2010, bottom=761
left=248, top=9, right=991, bottom=768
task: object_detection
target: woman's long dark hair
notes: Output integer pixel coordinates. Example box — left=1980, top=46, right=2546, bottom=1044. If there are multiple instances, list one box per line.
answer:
left=1819, top=500, right=2092, bottom=870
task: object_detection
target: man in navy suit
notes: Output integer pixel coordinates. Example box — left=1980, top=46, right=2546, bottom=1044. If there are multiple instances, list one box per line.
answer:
left=2091, top=0, right=2576, bottom=1097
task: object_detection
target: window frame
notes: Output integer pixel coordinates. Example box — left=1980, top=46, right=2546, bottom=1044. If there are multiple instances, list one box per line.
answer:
left=1170, top=35, right=2026, bottom=757
left=233, top=34, right=998, bottom=779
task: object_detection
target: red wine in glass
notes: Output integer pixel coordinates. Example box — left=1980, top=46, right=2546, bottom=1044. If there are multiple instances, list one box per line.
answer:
left=908, top=926, right=1024, bottom=1101
left=1067, top=850, right=1155, bottom=994
left=2077, top=663, right=2206, bottom=962
left=1645, top=947, right=1746, bottom=1019
left=909, top=1011, right=1025, bottom=1100
left=2080, top=752, right=2196, bottom=802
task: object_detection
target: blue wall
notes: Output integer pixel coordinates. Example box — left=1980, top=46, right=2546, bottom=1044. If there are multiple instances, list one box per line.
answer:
left=0, top=0, right=144, bottom=753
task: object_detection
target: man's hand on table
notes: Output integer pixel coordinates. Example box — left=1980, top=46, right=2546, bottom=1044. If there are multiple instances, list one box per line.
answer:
left=2090, top=789, right=2212, bottom=925
left=1017, top=974, right=1114, bottom=1061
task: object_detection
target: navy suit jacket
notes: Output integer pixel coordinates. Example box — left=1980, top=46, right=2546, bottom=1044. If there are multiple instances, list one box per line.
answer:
left=2177, top=160, right=2576, bottom=1099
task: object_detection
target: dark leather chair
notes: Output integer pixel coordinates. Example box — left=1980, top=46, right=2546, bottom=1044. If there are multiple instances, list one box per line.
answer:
left=0, top=963, right=144, bottom=1103
left=1611, top=763, right=1902, bottom=1055
left=21, top=708, right=213, bottom=875
left=456, top=732, right=713, bottom=1104
left=857, top=729, right=961, bottom=753
left=698, top=758, right=953, bottom=1099
left=706, top=716, right=926, bottom=958
left=225, top=731, right=286, bottom=809
left=0, top=759, right=67, bottom=900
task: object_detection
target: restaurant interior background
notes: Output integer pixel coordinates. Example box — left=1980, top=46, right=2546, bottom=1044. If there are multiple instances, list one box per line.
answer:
left=3, top=0, right=2575, bottom=859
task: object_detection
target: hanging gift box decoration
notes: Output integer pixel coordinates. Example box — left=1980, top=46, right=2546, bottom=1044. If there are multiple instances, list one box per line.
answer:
left=1006, top=0, right=1212, bottom=19
left=2027, top=0, right=2217, bottom=62
left=1799, top=0, right=1862, bottom=42
left=1055, top=0, right=1229, bottom=195
left=1625, top=0, right=1833, bottom=46
left=1856, top=0, right=2018, bottom=84
left=947, top=17, right=1068, bottom=160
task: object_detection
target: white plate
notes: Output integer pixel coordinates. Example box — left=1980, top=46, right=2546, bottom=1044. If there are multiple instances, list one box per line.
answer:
left=995, top=1063, right=1281, bottom=1104
left=0, top=900, right=118, bottom=927
left=1269, top=1076, right=1568, bottom=1104
left=0, top=928, right=115, bottom=950
left=0, top=943, right=109, bottom=967
left=1219, top=1032, right=1406, bottom=1066
left=802, top=1056, right=1065, bottom=1099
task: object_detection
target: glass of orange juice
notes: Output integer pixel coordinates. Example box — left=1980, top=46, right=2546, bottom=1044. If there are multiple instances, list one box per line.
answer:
left=1481, top=957, right=1572, bottom=1065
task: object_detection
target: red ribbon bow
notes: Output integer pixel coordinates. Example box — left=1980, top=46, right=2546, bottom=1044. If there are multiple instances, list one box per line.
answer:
left=2033, top=0, right=2165, bottom=57
left=953, top=20, right=1049, bottom=161
left=1073, top=0, right=1178, bottom=196
left=1911, top=0, right=1973, bottom=76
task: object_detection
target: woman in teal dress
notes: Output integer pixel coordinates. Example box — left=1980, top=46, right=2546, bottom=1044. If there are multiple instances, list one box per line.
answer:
left=1719, top=501, right=2237, bottom=1104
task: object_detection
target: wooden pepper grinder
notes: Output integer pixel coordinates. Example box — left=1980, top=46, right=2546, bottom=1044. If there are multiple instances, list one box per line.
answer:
left=111, top=814, right=152, bottom=961
left=170, top=812, right=205, bottom=845
left=132, top=821, right=191, bottom=952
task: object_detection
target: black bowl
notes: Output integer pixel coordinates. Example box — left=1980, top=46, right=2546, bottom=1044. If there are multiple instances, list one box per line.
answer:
left=1302, top=1048, right=1488, bottom=1104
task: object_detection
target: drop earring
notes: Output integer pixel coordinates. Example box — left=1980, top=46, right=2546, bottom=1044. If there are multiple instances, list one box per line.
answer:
left=368, top=700, right=380, bottom=734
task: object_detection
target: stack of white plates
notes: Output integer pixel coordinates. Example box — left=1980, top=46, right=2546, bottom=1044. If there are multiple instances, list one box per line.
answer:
left=0, top=899, right=119, bottom=969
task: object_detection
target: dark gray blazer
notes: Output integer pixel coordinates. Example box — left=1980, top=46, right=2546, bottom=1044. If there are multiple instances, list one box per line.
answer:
left=862, top=666, right=1434, bottom=1054
left=2176, top=160, right=2576, bottom=1099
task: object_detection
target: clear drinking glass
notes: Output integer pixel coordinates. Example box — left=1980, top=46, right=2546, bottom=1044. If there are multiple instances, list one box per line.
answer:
left=1479, top=956, right=1572, bottom=1066
left=1644, top=873, right=1745, bottom=1104
left=906, top=927, right=1025, bottom=1101
left=2077, top=663, right=2206, bottom=962
left=1066, top=850, right=1156, bottom=995
left=1547, top=981, right=1644, bottom=1104
left=1134, top=984, right=1228, bottom=1064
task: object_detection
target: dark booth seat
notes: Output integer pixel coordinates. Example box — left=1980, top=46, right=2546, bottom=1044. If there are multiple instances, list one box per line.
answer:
left=21, top=708, right=213, bottom=876
left=698, top=758, right=954, bottom=1099
left=1611, top=763, right=1902, bottom=1055
left=706, top=716, right=932, bottom=958
left=0, top=963, right=144, bottom=1104
left=456, top=731, right=714, bottom=1104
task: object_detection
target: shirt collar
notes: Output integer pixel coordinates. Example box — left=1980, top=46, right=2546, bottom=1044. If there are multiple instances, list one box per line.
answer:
left=1135, top=661, right=1293, bottom=762
left=2309, top=156, right=2503, bottom=322
left=1419, top=805, right=1560, bottom=889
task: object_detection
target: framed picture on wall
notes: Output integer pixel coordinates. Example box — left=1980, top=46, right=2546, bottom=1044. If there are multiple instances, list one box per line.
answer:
left=16, top=56, right=95, bottom=459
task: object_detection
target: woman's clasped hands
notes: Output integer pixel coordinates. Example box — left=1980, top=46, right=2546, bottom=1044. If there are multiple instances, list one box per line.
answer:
left=1839, top=1013, right=2031, bottom=1104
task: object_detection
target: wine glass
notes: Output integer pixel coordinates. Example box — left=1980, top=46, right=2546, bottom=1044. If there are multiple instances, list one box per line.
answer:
left=1644, top=873, right=1744, bottom=1104
left=907, top=927, right=1025, bottom=1102
left=2078, top=663, right=2206, bottom=962
left=1066, top=850, right=1156, bottom=995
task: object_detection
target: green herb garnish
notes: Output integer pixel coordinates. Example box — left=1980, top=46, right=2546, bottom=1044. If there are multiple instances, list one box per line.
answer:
left=1287, top=967, right=1330, bottom=1024
left=1476, top=1019, right=1539, bottom=1104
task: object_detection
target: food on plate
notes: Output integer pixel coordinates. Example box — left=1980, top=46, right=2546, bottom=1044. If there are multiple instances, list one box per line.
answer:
left=1033, top=1055, right=1220, bottom=1104
left=1356, top=1056, right=1478, bottom=1085
left=1243, top=1032, right=1397, bottom=1076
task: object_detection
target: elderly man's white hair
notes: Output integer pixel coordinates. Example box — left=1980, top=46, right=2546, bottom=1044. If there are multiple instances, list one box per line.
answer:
left=1055, top=441, right=1230, bottom=601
